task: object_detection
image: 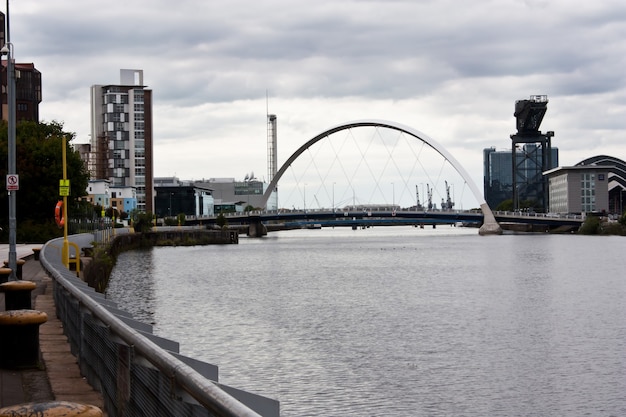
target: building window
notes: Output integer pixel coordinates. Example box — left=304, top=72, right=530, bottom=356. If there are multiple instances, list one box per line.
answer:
left=581, top=173, right=596, bottom=212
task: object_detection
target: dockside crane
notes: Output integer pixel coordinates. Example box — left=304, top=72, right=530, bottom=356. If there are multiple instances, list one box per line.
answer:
left=415, top=185, right=423, bottom=210
left=445, top=181, right=454, bottom=211
left=427, top=184, right=433, bottom=211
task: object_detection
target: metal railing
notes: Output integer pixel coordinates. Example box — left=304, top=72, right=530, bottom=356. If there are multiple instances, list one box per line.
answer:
left=40, top=234, right=279, bottom=417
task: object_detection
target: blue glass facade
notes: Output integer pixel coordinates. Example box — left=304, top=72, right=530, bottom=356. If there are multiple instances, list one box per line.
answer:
left=484, top=146, right=558, bottom=209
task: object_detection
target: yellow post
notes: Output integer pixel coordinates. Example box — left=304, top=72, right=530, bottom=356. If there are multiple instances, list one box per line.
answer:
left=61, top=136, right=70, bottom=268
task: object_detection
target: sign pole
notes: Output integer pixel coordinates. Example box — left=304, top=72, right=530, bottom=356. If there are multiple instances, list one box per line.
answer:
left=61, top=136, right=69, bottom=267
left=5, top=43, right=17, bottom=279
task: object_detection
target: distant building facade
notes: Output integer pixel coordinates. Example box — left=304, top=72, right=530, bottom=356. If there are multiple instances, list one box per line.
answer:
left=575, top=155, right=626, bottom=214
left=0, top=12, right=42, bottom=123
left=85, top=180, right=111, bottom=209
left=483, top=145, right=559, bottom=210
left=84, top=179, right=137, bottom=215
left=154, top=177, right=214, bottom=218
left=545, top=166, right=610, bottom=214
left=194, top=177, right=273, bottom=210
left=90, top=69, right=153, bottom=213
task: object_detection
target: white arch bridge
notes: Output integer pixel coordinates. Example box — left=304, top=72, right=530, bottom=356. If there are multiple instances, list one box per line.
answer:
left=257, top=120, right=502, bottom=235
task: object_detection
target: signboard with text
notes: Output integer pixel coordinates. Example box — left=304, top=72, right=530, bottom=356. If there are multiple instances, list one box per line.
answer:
left=59, top=179, right=70, bottom=196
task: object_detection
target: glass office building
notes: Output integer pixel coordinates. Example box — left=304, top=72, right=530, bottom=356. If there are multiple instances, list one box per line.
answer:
left=484, top=145, right=558, bottom=210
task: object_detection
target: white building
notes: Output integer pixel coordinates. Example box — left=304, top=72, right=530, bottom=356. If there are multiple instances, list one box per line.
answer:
left=85, top=180, right=137, bottom=216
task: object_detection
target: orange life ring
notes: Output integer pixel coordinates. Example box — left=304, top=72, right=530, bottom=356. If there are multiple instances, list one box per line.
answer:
left=55, top=201, right=64, bottom=228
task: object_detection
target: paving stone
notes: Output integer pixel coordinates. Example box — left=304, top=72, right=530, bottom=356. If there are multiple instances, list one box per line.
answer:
left=0, top=253, right=107, bottom=415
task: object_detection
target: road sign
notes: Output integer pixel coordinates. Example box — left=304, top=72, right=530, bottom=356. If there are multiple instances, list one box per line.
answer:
left=6, top=174, right=19, bottom=191
left=59, top=179, right=70, bottom=196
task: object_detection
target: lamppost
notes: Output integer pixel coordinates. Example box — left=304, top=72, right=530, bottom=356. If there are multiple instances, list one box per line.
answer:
left=104, top=188, right=111, bottom=240
left=391, top=182, right=395, bottom=209
left=110, top=191, right=116, bottom=236
left=332, top=182, right=336, bottom=213
left=2, top=39, right=17, bottom=279
left=303, top=184, right=307, bottom=213
left=169, top=192, right=173, bottom=217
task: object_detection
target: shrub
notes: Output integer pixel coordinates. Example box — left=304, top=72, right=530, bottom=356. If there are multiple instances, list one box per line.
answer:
left=132, top=212, right=154, bottom=233
left=578, top=215, right=601, bottom=235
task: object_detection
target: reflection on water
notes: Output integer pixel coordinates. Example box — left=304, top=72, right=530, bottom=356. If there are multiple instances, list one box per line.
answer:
left=108, top=227, right=626, bottom=416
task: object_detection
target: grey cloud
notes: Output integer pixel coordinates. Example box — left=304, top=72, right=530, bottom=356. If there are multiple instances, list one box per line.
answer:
left=7, top=0, right=625, bottom=181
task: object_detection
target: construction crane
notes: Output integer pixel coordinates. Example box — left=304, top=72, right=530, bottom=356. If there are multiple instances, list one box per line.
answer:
left=415, top=185, right=422, bottom=210
left=445, top=181, right=454, bottom=211
left=427, top=184, right=433, bottom=211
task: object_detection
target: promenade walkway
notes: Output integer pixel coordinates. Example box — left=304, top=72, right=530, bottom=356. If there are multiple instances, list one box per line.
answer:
left=0, top=244, right=105, bottom=414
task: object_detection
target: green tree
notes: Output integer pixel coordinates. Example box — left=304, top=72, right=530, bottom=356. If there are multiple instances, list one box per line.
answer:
left=216, top=213, right=227, bottom=228
left=0, top=120, right=89, bottom=242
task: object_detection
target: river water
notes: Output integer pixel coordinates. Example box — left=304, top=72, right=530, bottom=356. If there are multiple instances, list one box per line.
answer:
left=107, top=227, right=626, bottom=416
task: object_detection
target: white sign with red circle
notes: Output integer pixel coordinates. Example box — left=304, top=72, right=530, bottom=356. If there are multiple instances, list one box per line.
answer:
left=6, top=174, right=19, bottom=191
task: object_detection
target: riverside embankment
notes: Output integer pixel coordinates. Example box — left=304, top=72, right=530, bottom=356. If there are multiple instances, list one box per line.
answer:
left=83, top=229, right=239, bottom=293
left=40, top=229, right=278, bottom=416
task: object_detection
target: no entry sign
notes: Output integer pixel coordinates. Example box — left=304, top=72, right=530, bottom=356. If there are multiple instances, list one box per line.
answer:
left=6, top=174, right=19, bottom=191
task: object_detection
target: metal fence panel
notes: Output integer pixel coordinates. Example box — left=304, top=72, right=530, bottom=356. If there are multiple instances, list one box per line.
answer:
left=41, top=235, right=279, bottom=417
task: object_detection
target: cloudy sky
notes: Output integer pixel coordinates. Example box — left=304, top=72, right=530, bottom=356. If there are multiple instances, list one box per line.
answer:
left=9, top=0, right=626, bottom=206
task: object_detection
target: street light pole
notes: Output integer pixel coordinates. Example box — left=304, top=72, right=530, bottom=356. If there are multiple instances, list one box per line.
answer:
left=2, top=38, right=17, bottom=280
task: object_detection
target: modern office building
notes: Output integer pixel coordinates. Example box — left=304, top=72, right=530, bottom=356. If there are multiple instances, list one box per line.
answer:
left=90, top=69, right=153, bottom=213
left=194, top=177, right=272, bottom=211
left=483, top=145, right=559, bottom=210
left=0, top=13, right=41, bottom=122
left=154, top=177, right=214, bottom=218
left=575, top=155, right=626, bottom=214
left=545, top=165, right=610, bottom=214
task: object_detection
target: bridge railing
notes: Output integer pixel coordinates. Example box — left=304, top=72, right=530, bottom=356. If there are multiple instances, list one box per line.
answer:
left=493, top=211, right=584, bottom=220
left=40, top=234, right=279, bottom=417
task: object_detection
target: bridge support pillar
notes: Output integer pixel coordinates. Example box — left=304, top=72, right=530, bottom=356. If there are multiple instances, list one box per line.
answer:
left=247, top=220, right=267, bottom=238
left=478, top=203, right=503, bottom=235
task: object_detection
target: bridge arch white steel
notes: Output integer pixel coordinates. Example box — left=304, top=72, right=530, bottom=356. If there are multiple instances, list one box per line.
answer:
left=261, top=119, right=502, bottom=235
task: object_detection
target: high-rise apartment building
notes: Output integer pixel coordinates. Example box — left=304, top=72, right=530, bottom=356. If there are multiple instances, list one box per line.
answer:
left=90, top=69, right=153, bottom=213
